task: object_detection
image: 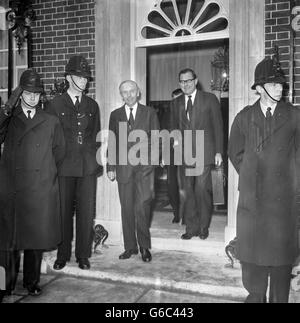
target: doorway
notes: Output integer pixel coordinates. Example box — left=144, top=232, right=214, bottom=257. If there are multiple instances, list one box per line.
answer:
left=146, top=39, right=229, bottom=244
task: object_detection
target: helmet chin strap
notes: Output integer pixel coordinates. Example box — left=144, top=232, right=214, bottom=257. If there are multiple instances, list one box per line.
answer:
left=262, top=85, right=281, bottom=103
left=70, top=75, right=86, bottom=92
left=21, top=94, right=39, bottom=108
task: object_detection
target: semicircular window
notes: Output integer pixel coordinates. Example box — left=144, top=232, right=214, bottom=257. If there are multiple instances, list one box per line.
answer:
left=141, top=0, right=228, bottom=39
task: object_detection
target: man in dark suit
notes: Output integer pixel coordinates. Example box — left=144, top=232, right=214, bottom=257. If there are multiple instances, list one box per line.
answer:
left=0, top=69, right=65, bottom=298
left=170, top=68, right=223, bottom=240
left=228, top=57, right=300, bottom=303
left=107, top=80, right=159, bottom=262
left=46, top=56, right=101, bottom=271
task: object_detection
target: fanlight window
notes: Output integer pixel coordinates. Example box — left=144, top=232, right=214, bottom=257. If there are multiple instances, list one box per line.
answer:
left=141, top=0, right=228, bottom=40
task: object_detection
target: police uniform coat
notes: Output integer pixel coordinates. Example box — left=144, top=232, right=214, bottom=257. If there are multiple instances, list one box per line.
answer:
left=0, top=105, right=65, bottom=251
left=228, top=100, right=300, bottom=267
left=45, top=92, right=101, bottom=177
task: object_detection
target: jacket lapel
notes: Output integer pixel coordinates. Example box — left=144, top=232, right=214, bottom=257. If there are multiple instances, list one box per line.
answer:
left=133, top=104, right=143, bottom=130
left=272, top=101, right=289, bottom=134
left=62, top=92, right=76, bottom=112
left=178, top=95, right=190, bottom=128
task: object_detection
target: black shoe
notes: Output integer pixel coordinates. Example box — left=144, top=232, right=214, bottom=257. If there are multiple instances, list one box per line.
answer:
left=0, top=291, right=5, bottom=303
left=119, top=249, right=138, bottom=260
left=25, top=284, right=42, bottom=297
left=140, top=248, right=152, bottom=262
left=172, top=216, right=180, bottom=224
left=199, top=228, right=209, bottom=240
left=181, top=233, right=194, bottom=240
left=76, top=258, right=91, bottom=270
left=53, top=259, right=67, bottom=271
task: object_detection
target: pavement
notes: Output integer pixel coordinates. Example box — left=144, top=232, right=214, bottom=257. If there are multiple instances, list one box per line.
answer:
left=1, top=211, right=300, bottom=303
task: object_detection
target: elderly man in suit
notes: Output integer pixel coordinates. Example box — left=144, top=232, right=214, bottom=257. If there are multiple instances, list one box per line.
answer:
left=228, top=57, right=300, bottom=303
left=170, top=68, right=223, bottom=240
left=107, top=80, right=159, bottom=262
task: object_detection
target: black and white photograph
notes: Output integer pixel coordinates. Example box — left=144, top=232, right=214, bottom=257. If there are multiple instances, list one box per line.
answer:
left=0, top=0, right=300, bottom=306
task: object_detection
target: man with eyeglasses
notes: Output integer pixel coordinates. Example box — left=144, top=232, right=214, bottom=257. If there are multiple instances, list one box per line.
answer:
left=170, top=68, right=223, bottom=240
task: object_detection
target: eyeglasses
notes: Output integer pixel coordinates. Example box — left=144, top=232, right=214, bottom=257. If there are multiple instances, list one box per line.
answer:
left=179, top=79, right=195, bottom=85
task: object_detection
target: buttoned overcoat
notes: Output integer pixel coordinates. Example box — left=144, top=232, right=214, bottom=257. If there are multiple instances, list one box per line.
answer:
left=229, top=100, right=300, bottom=266
left=0, top=105, right=65, bottom=251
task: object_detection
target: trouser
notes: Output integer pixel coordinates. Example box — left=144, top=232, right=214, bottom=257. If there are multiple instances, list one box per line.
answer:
left=118, top=171, right=154, bottom=251
left=167, top=165, right=179, bottom=220
left=0, top=250, right=43, bottom=292
left=241, top=262, right=292, bottom=303
left=57, top=176, right=97, bottom=261
left=181, top=166, right=213, bottom=235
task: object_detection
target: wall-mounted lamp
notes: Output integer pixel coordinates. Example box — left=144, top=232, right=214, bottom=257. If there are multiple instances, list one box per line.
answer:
left=6, top=0, right=36, bottom=54
left=211, top=46, right=229, bottom=94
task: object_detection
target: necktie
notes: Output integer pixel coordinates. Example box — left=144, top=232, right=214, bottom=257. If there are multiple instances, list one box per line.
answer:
left=186, top=95, right=193, bottom=121
left=75, top=96, right=80, bottom=112
left=266, top=107, right=272, bottom=136
left=129, top=108, right=134, bottom=129
left=27, top=110, right=32, bottom=119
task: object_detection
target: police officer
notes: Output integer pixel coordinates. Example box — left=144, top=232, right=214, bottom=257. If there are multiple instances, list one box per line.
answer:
left=229, top=57, right=300, bottom=303
left=46, top=56, right=101, bottom=271
left=0, top=69, right=65, bottom=298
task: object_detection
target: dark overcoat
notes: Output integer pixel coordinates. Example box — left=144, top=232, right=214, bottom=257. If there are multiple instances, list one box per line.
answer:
left=0, top=105, right=65, bottom=251
left=228, top=100, right=300, bottom=266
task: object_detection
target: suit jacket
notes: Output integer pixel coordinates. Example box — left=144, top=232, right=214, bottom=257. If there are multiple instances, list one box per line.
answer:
left=228, top=100, right=300, bottom=266
left=170, top=90, right=223, bottom=168
left=107, top=104, right=160, bottom=184
left=45, top=92, right=101, bottom=177
left=0, top=105, right=65, bottom=250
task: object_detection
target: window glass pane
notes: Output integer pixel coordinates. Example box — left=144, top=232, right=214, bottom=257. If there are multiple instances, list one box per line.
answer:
left=0, top=31, right=8, bottom=50
left=0, top=69, right=8, bottom=90
left=0, top=91, right=8, bottom=104
left=0, top=52, right=8, bottom=67
left=15, top=49, right=28, bottom=65
left=16, top=67, right=26, bottom=84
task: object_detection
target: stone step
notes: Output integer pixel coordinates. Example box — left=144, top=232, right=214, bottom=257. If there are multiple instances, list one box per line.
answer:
left=43, top=246, right=246, bottom=302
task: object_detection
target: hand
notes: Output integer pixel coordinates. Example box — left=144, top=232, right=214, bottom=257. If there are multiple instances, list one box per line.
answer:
left=107, top=171, right=116, bottom=182
left=215, top=153, right=223, bottom=168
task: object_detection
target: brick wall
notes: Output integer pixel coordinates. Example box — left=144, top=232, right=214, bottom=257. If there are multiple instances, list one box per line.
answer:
left=31, top=0, right=96, bottom=98
left=265, top=0, right=300, bottom=104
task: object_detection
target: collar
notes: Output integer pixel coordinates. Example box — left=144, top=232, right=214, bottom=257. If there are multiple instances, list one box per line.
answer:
left=260, top=100, right=277, bottom=117
left=67, top=90, right=82, bottom=105
left=125, top=103, right=138, bottom=119
left=22, top=106, right=36, bottom=118
left=185, top=90, right=197, bottom=108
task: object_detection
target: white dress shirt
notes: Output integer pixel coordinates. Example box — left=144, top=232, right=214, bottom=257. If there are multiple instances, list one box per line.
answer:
left=125, top=103, right=138, bottom=121
left=22, top=107, right=36, bottom=119
left=184, top=90, right=197, bottom=111
left=260, top=101, right=276, bottom=117
left=67, top=90, right=82, bottom=105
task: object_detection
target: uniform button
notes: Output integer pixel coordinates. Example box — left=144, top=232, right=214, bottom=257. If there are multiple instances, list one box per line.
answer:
left=79, top=132, right=82, bottom=135
left=61, top=113, right=65, bottom=116
left=78, top=122, right=81, bottom=126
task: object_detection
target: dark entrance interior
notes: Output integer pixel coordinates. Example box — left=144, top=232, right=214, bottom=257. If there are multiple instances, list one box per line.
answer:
left=146, top=40, right=229, bottom=225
